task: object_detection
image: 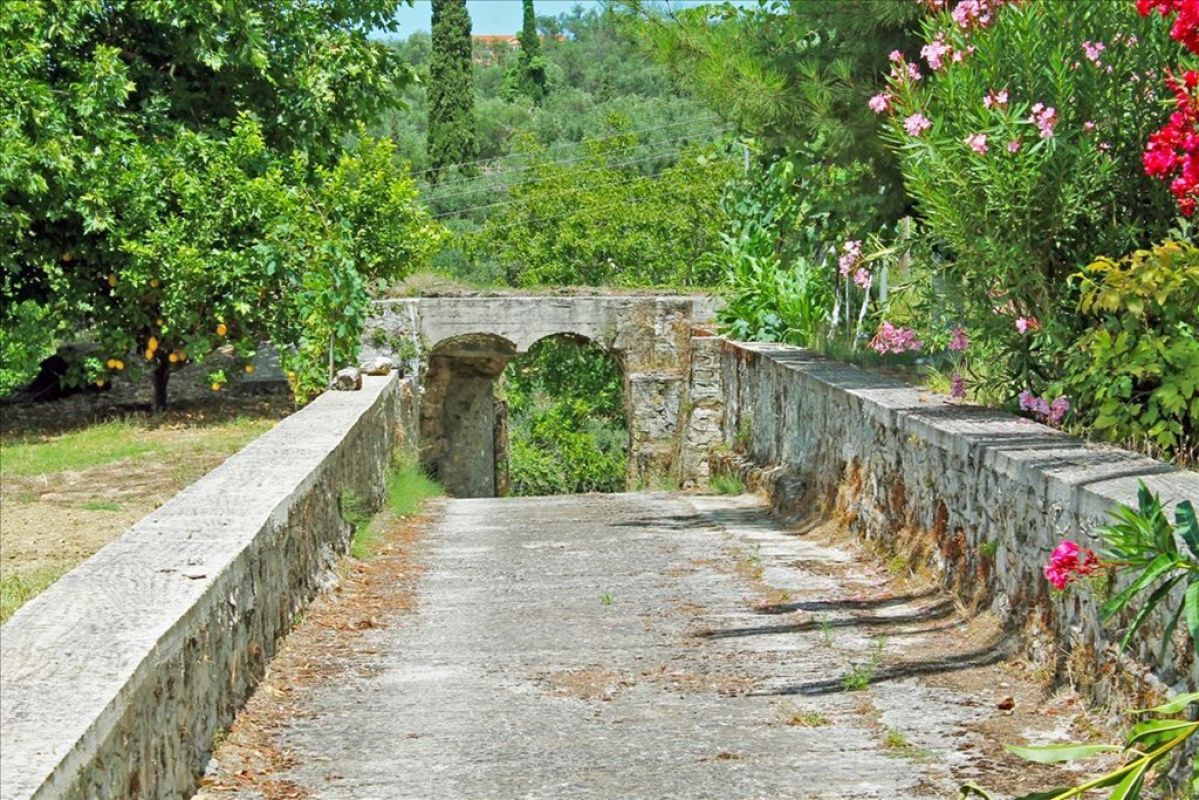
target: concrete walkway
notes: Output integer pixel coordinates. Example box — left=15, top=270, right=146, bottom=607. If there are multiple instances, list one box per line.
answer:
left=199, top=492, right=1087, bottom=799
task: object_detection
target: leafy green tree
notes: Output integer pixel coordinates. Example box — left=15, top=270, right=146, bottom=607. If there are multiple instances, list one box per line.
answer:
left=471, top=131, right=737, bottom=287
left=0, top=0, right=431, bottom=407
left=504, top=0, right=549, bottom=104
left=428, top=0, right=479, bottom=180
left=627, top=0, right=922, bottom=226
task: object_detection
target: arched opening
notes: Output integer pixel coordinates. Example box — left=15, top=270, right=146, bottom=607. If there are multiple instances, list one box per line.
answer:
left=498, top=334, right=628, bottom=497
left=419, top=333, right=517, bottom=498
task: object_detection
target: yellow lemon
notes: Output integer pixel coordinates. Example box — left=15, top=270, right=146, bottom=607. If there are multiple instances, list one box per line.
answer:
left=216, top=323, right=228, bottom=337
left=105, top=358, right=115, bottom=369
left=168, top=353, right=178, bottom=364
left=244, top=364, right=255, bottom=374
left=144, top=349, right=154, bottom=360
left=150, top=278, right=159, bottom=288
left=107, top=274, right=117, bottom=287
left=211, top=382, right=222, bottom=392
left=147, top=336, right=158, bottom=351
left=113, top=360, right=124, bottom=370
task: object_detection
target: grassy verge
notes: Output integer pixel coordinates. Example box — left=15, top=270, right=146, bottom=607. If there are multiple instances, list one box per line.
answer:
left=710, top=474, right=746, bottom=495
left=0, top=406, right=285, bottom=622
left=0, top=567, right=68, bottom=624
left=349, top=457, right=442, bottom=560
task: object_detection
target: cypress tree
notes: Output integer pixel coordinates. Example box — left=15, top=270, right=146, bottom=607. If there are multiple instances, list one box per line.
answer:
left=427, top=0, right=478, bottom=181
left=509, top=0, right=548, bottom=104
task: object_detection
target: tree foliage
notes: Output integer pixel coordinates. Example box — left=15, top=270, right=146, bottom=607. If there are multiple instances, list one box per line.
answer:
left=503, top=0, right=550, bottom=104
left=469, top=131, right=737, bottom=287
left=503, top=337, right=626, bottom=496
left=0, top=0, right=438, bottom=406
left=427, top=0, right=479, bottom=180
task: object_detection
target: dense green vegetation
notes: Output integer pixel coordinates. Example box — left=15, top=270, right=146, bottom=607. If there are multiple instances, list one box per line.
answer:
left=1, top=0, right=441, bottom=405
left=501, top=337, right=626, bottom=496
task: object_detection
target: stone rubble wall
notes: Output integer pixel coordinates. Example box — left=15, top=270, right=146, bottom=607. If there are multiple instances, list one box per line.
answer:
left=0, top=373, right=419, bottom=800
left=713, top=341, right=1199, bottom=699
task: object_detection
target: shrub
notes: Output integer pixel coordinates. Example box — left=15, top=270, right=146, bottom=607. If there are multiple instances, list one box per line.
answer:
left=878, top=0, right=1181, bottom=396
left=1061, top=240, right=1199, bottom=460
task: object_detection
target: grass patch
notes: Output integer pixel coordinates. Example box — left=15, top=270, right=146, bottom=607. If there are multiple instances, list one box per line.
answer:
left=1, top=420, right=158, bottom=476
left=882, top=728, right=910, bottom=749
left=1, top=567, right=68, bottom=624
left=348, top=457, right=442, bottom=560
left=785, top=709, right=830, bottom=728
left=0, top=415, right=275, bottom=478
left=710, top=474, right=745, bottom=495
left=80, top=499, right=122, bottom=512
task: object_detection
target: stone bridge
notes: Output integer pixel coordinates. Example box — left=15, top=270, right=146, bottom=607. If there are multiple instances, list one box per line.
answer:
left=360, top=295, right=724, bottom=497
left=4, top=295, right=1198, bottom=800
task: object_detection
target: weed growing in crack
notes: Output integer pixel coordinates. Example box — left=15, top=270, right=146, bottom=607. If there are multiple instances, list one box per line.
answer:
left=600, top=593, right=614, bottom=606
left=840, top=635, right=887, bottom=691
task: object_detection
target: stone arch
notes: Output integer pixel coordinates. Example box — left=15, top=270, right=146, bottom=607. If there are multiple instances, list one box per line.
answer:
left=420, top=333, right=519, bottom=497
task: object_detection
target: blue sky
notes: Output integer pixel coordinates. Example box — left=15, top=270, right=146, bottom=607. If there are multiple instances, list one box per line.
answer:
left=390, top=1, right=746, bottom=36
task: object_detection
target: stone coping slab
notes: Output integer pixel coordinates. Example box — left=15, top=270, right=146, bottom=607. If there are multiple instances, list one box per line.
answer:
left=1, top=374, right=403, bottom=800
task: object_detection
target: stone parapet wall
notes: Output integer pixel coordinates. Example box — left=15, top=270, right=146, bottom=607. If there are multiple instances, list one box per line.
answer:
left=0, top=374, right=419, bottom=800
left=715, top=341, right=1199, bottom=698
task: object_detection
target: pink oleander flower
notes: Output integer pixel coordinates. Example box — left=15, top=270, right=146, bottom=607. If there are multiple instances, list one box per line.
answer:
left=950, top=371, right=967, bottom=399
left=1007, top=138, right=1022, bottom=153
left=922, top=35, right=953, bottom=70
left=869, top=93, right=891, bottom=114
left=1083, top=120, right=1097, bottom=132
left=1015, top=315, right=1040, bottom=334
left=1082, top=40, right=1107, bottom=64
left=982, top=88, right=1009, bottom=110
left=907, top=62, right=923, bottom=81
left=966, top=133, right=988, bottom=154
left=838, top=239, right=863, bottom=276
left=948, top=327, right=970, bottom=351
left=869, top=321, right=923, bottom=355
left=890, top=49, right=905, bottom=63
left=1019, top=389, right=1071, bottom=425
left=1044, top=539, right=1100, bottom=590
left=853, top=267, right=872, bottom=290
left=905, top=112, right=933, bottom=136
left=1029, top=104, right=1059, bottom=139
left=1048, top=395, right=1071, bottom=425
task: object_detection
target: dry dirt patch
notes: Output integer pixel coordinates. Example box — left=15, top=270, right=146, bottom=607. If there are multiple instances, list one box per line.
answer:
left=1, top=392, right=291, bottom=621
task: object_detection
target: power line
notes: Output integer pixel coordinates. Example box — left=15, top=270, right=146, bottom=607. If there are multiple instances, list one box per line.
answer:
left=424, top=125, right=734, bottom=201
left=417, top=115, right=719, bottom=181
left=428, top=136, right=734, bottom=215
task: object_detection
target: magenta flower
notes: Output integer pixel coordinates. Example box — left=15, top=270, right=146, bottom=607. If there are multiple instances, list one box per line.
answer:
left=950, top=371, right=967, bottom=399
left=965, top=133, right=988, bottom=154
left=853, top=268, right=872, bottom=290
left=1048, top=395, right=1071, bottom=424
left=904, top=113, right=932, bottom=136
left=1007, top=138, right=1022, bottom=153
left=869, top=321, right=923, bottom=355
left=838, top=240, right=863, bottom=276
left=922, top=36, right=953, bottom=71
left=1082, top=40, right=1106, bottom=64
left=948, top=327, right=970, bottom=351
left=1015, top=315, right=1039, bottom=334
left=1083, top=120, right=1096, bottom=132
left=1029, top=104, right=1059, bottom=139
left=907, top=62, right=923, bottom=82
left=868, top=93, right=891, bottom=114
left=1044, top=539, right=1099, bottom=590
left=889, top=49, right=904, bottom=63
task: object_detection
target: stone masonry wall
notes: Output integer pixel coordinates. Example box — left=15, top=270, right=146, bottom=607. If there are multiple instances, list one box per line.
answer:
left=715, top=342, right=1199, bottom=700
left=0, top=374, right=419, bottom=800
